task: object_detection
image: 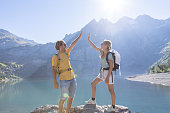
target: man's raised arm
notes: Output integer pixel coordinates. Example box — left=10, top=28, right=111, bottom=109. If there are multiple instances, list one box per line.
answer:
left=68, top=31, right=83, bottom=51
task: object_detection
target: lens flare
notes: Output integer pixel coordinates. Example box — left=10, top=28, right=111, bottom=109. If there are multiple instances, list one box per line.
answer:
left=63, top=93, right=68, bottom=98
left=74, top=74, right=77, bottom=77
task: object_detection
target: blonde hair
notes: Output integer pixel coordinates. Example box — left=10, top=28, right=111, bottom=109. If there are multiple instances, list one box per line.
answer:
left=103, top=40, right=112, bottom=50
left=100, top=40, right=112, bottom=58
left=55, top=40, right=65, bottom=50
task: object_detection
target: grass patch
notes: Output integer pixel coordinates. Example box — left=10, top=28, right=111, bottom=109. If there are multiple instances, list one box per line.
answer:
left=150, top=64, right=170, bottom=74
left=0, top=62, right=7, bottom=67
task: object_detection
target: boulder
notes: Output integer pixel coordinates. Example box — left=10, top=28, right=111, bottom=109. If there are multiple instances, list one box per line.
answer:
left=31, top=104, right=131, bottom=113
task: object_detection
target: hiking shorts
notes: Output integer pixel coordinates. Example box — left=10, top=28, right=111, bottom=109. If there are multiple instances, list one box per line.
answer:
left=60, top=78, right=77, bottom=100
left=96, top=70, right=114, bottom=84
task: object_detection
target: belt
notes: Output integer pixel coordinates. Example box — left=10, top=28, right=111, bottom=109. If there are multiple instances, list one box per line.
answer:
left=102, top=67, right=110, bottom=70
left=58, top=68, right=72, bottom=75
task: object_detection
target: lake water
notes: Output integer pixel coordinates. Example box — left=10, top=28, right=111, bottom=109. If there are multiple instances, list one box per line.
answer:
left=0, top=75, right=170, bottom=113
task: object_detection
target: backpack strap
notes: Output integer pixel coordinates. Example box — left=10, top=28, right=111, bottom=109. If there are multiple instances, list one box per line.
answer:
left=65, top=53, right=69, bottom=59
left=111, top=72, right=114, bottom=83
left=55, top=53, right=70, bottom=76
left=55, top=54, right=61, bottom=75
left=113, top=53, right=116, bottom=71
left=106, top=52, right=111, bottom=67
left=106, top=52, right=114, bottom=67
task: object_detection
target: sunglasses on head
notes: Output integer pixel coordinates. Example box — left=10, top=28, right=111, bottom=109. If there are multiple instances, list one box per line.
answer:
left=63, top=43, right=66, bottom=46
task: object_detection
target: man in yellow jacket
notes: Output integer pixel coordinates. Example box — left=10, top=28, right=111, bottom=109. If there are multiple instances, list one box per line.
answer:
left=52, top=31, right=82, bottom=113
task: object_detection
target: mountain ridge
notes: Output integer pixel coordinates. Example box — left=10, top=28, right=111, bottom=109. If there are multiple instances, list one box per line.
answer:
left=0, top=29, right=38, bottom=49
left=0, top=14, right=169, bottom=78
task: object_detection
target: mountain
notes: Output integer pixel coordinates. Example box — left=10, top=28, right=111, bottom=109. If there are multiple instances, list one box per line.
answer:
left=0, top=42, right=55, bottom=78
left=0, top=14, right=170, bottom=78
left=64, top=15, right=170, bottom=75
left=150, top=42, right=170, bottom=73
left=0, top=29, right=37, bottom=49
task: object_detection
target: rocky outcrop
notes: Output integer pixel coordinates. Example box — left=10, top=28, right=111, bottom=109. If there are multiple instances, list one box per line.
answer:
left=31, top=104, right=131, bottom=113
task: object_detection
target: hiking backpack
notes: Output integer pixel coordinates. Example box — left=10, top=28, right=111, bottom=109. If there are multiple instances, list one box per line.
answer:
left=106, top=49, right=121, bottom=71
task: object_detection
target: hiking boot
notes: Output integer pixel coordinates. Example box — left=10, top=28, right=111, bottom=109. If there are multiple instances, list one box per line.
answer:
left=85, top=98, right=96, bottom=104
left=105, top=106, right=115, bottom=112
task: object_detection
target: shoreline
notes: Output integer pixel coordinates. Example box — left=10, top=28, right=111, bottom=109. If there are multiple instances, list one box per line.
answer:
left=0, top=77, right=23, bottom=83
left=126, top=72, right=170, bottom=86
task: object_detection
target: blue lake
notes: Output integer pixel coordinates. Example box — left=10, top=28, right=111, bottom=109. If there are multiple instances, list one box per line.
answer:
left=0, top=75, right=170, bottom=113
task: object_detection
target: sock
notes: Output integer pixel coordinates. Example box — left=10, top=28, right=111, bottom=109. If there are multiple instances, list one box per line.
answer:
left=112, top=105, right=115, bottom=108
left=92, top=98, right=95, bottom=101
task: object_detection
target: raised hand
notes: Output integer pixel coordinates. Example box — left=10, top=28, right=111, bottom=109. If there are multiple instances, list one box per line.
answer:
left=79, top=31, right=83, bottom=38
left=88, top=32, right=90, bottom=41
left=87, top=32, right=100, bottom=52
left=68, top=31, right=83, bottom=51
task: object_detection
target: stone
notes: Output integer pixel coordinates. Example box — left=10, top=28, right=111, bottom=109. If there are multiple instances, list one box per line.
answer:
left=83, top=104, right=97, bottom=109
left=31, top=104, right=131, bottom=113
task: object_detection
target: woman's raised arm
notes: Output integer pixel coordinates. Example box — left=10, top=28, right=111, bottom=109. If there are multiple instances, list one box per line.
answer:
left=88, top=32, right=100, bottom=52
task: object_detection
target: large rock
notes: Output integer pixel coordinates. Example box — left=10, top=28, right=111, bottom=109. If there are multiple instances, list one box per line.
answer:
left=31, top=104, right=131, bottom=113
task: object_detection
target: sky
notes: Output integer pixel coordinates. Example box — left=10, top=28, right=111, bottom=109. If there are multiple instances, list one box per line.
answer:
left=0, top=0, right=170, bottom=44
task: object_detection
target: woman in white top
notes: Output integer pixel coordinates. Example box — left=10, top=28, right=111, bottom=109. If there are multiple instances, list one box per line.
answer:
left=85, top=33, right=116, bottom=112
